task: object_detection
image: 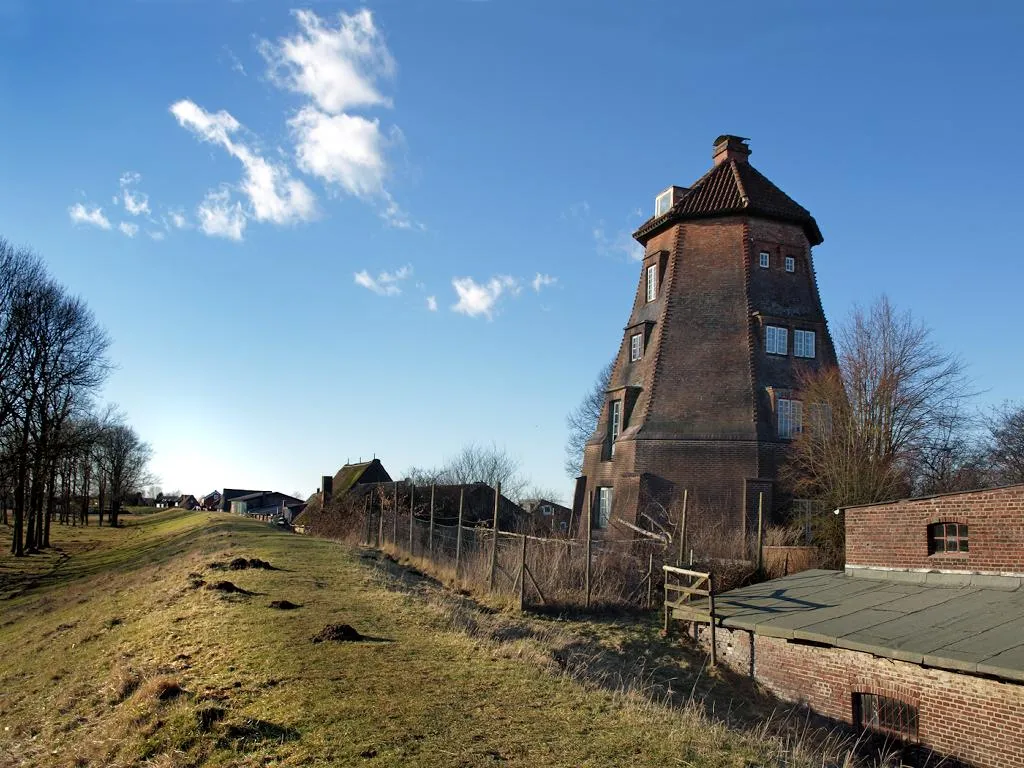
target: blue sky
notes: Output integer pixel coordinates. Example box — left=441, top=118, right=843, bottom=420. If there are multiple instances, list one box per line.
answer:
left=1, top=0, right=1022, bottom=501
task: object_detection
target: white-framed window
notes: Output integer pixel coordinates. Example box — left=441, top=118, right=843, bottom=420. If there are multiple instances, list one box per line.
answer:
left=646, top=264, right=658, bottom=302
left=766, top=325, right=788, bottom=355
left=809, top=402, right=832, bottom=436
left=785, top=256, right=795, bottom=272
left=596, top=487, right=613, bottom=528
left=778, top=398, right=803, bottom=439
left=794, top=329, right=816, bottom=358
left=630, top=333, right=643, bottom=361
left=609, top=400, right=622, bottom=455
left=541, top=504, right=553, bottom=516
left=759, top=252, right=770, bottom=269
left=655, top=190, right=673, bottom=217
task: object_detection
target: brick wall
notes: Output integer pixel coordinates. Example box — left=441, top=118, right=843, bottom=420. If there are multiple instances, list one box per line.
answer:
left=700, top=625, right=1024, bottom=768
left=845, top=485, right=1024, bottom=575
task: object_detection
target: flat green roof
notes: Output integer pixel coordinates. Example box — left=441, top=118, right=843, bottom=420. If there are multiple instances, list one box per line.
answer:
left=711, top=569, right=1024, bottom=683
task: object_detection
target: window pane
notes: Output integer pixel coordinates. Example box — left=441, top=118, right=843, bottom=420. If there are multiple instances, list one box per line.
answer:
left=959, top=539, right=969, bottom=552
left=945, top=523, right=957, bottom=537
left=958, top=524, right=968, bottom=538
left=934, top=537, right=945, bottom=552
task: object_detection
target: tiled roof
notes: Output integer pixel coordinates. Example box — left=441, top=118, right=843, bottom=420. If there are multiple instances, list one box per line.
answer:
left=633, top=159, right=823, bottom=246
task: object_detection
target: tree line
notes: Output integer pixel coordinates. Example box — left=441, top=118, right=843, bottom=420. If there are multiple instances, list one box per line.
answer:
left=0, top=238, right=153, bottom=556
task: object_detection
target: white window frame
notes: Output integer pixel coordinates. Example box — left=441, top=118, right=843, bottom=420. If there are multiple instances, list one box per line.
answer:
left=759, top=252, right=770, bottom=269
left=766, top=325, right=788, bottom=355
left=794, top=329, right=816, bottom=358
left=609, top=400, right=622, bottom=456
left=655, top=190, right=673, bottom=217
left=785, top=256, right=795, bottom=273
left=630, top=333, right=643, bottom=362
left=646, top=264, right=657, bottom=302
left=778, top=398, right=803, bottom=439
left=597, top=487, right=613, bottom=529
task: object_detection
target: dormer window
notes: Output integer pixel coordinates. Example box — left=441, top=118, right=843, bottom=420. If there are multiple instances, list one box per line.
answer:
left=655, top=189, right=674, bottom=217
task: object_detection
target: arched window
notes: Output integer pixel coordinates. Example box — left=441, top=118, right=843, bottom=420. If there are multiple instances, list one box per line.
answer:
left=928, top=522, right=968, bottom=554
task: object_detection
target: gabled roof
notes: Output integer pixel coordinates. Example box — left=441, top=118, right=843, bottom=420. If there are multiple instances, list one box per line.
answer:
left=633, top=156, right=822, bottom=246
left=332, top=458, right=391, bottom=494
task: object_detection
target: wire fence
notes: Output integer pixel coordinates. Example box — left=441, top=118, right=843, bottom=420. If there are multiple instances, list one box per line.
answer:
left=357, top=494, right=669, bottom=611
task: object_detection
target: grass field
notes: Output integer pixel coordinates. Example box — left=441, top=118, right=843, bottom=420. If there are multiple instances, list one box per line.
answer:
left=0, top=510, right=868, bottom=767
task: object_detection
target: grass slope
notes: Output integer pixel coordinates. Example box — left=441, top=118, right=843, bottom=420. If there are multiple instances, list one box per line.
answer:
left=1, top=511, right=855, bottom=768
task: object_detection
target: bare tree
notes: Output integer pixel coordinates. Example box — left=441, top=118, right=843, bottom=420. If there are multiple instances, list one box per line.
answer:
left=985, top=401, right=1024, bottom=484
left=96, top=411, right=152, bottom=528
left=786, top=296, right=973, bottom=516
left=564, top=360, right=614, bottom=478
left=405, top=443, right=526, bottom=500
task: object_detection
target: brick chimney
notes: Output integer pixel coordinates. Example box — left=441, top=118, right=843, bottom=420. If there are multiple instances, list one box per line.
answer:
left=712, top=135, right=751, bottom=166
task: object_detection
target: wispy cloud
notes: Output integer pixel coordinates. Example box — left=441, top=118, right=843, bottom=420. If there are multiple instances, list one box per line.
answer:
left=532, top=273, right=557, bottom=292
left=354, top=264, right=412, bottom=296
left=167, top=209, right=189, bottom=230
left=118, top=221, right=139, bottom=238
left=451, top=275, right=519, bottom=320
left=171, top=99, right=317, bottom=233
left=117, top=171, right=150, bottom=216
left=260, top=8, right=413, bottom=227
left=197, top=188, right=246, bottom=241
left=426, top=295, right=437, bottom=311
left=68, top=203, right=111, bottom=230
left=566, top=199, right=644, bottom=261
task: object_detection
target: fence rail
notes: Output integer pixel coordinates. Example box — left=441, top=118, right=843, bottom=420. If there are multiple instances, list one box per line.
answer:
left=662, top=565, right=717, bottom=665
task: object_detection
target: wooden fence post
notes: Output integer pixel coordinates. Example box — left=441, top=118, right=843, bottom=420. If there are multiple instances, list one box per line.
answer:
left=428, top=484, right=436, bottom=556
left=392, top=481, right=398, bottom=545
left=676, top=489, right=688, bottom=567
left=708, top=571, right=717, bottom=667
left=646, top=552, right=654, bottom=609
left=408, top=484, right=415, bottom=555
left=455, top=487, right=464, bottom=579
left=518, top=533, right=527, bottom=611
left=377, top=489, right=384, bottom=548
left=584, top=489, right=593, bottom=609
left=756, top=491, right=764, bottom=573
left=489, top=482, right=501, bottom=591
left=364, top=494, right=371, bottom=546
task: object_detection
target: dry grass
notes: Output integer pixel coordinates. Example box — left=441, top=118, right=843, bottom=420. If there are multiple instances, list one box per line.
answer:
left=0, top=510, right=903, bottom=767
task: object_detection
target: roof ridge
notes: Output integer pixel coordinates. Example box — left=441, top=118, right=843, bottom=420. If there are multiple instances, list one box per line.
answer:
left=729, top=160, right=749, bottom=204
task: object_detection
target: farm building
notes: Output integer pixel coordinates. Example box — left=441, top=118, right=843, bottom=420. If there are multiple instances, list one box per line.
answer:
left=229, top=491, right=304, bottom=517
left=220, top=488, right=264, bottom=512
left=519, top=498, right=574, bottom=536
left=574, top=134, right=836, bottom=545
left=690, top=484, right=1024, bottom=768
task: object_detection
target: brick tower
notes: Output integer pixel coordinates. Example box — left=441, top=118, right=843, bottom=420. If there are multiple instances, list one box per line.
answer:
left=574, top=135, right=836, bottom=543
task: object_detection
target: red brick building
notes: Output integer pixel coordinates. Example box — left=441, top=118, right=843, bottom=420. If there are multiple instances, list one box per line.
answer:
left=692, top=485, right=1024, bottom=767
left=574, top=135, right=836, bottom=539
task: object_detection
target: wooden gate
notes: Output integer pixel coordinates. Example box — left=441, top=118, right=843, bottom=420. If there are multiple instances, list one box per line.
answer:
left=662, top=565, right=717, bottom=665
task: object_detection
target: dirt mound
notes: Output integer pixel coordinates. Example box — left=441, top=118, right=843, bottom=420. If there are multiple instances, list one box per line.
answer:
left=229, top=557, right=275, bottom=571
left=311, top=623, right=363, bottom=643
left=269, top=600, right=301, bottom=610
left=205, top=580, right=252, bottom=595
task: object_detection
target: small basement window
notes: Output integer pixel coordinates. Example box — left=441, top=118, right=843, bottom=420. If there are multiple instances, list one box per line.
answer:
left=759, top=252, right=770, bottom=269
left=785, top=256, right=795, bottom=272
left=854, top=693, right=918, bottom=741
left=929, top=522, right=968, bottom=554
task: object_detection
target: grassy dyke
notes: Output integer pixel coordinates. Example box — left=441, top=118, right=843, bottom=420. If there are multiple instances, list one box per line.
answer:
left=0, top=510, right=870, bottom=767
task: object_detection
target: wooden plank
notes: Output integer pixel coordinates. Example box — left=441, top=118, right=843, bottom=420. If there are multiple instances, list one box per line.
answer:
left=663, top=565, right=711, bottom=580
left=488, top=482, right=500, bottom=591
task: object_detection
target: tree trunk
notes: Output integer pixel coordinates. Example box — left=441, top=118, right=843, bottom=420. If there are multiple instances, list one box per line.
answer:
left=97, top=476, right=105, bottom=527
left=43, top=460, right=56, bottom=548
left=80, top=463, right=90, bottom=526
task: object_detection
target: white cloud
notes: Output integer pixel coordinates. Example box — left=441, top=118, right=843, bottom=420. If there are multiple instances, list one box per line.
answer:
left=532, top=273, right=557, bottom=292
left=261, top=8, right=395, bottom=115
left=148, top=230, right=166, bottom=241
left=119, top=172, right=150, bottom=216
left=594, top=226, right=643, bottom=261
left=353, top=264, right=412, bottom=296
left=171, top=99, right=317, bottom=227
left=426, top=295, right=437, bottom=312
left=197, top=188, right=246, bottom=241
left=289, top=106, right=385, bottom=198
left=451, top=275, right=519, bottom=320
left=167, top=209, right=189, bottom=229
left=68, top=203, right=111, bottom=230
left=118, top=221, right=139, bottom=238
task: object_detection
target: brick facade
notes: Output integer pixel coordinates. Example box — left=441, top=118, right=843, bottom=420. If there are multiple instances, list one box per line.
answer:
left=845, top=484, right=1024, bottom=576
left=700, top=626, right=1024, bottom=768
left=576, top=136, right=836, bottom=539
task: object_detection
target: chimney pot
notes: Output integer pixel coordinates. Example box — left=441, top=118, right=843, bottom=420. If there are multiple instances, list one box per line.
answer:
left=713, top=135, right=751, bottom=166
